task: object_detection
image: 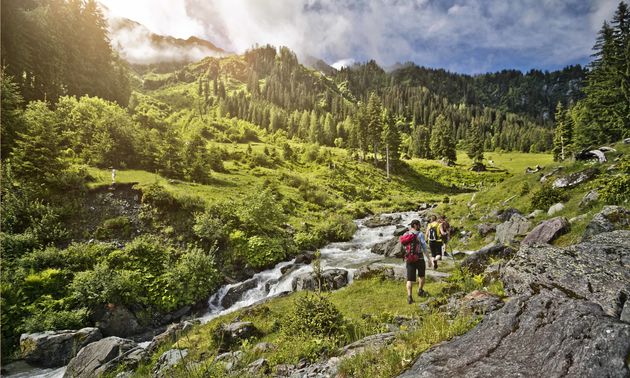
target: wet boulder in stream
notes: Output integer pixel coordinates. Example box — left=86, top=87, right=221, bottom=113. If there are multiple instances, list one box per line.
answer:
left=371, top=236, right=403, bottom=258
left=292, top=268, right=349, bottom=291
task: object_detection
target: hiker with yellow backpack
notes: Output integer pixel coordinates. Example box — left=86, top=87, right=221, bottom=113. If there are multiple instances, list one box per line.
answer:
left=425, top=215, right=443, bottom=269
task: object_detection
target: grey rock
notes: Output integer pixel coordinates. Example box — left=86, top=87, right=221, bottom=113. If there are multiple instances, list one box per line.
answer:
left=398, top=288, right=630, bottom=378
left=459, top=290, right=504, bottom=315
left=292, top=268, right=349, bottom=292
left=624, top=137, right=630, bottom=144
left=482, top=263, right=503, bottom=285
left=341, top=332, right=396, bottom=358
left=153, top=349, right=188, bottom=377
left=371, top=236, right=403, bottom=258
left=547, top=202, right=565, bottom=216
left=94, top=305, right=143, bottom=337
left=540, top=166, right=563, bottom=183
left=503, top=230, right=630, bottom=318
left=621, top=301, right=630, bottom=323
left=527, top=209, right=544, bottom=219
left=294, top=251, right=316, bottom=265
left=496, top=208, right=521, bottom=222
left=253, top=341, right=276, bottom=353
left=461, top=244, right=516, bottom=275
left=364, top=215, right=402, bottom=228
left=224, top=321, right=259, bottom=340
left=476, top=223, right=497, bottom=237
left=521, top=217, right=570, bottom=246
left=215, top=350, right=244, bottom=371
left=145, top=321, right=196, bottom=355
left=247, top=358, right=270, bottom=375
left=354, top=263, right=396, bottom=280
left=63, top=336, right=138, bottom=378
left=19, top=327, right=102, bottom=368
left=495, top=214, right=531, bottom=245
left=220, top=278, right=258, bottom=308
left=582, top=206, right=630, bottom=241
left=552, top=168, right=599, bottom=189
left=579, top=190, right=599, bottom=208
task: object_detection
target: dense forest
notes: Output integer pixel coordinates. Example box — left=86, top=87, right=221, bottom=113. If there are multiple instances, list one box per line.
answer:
left=1, top=0, right=629, bottom=363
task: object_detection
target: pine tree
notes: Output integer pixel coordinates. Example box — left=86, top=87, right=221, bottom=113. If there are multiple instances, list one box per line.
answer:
left=366, top=93, right=384, bottom=165
left=467, top=118, right=485, bottom=169
left=381, top=111, right=401, bottom=177
left=552, top=102, right=573, bottom=161
left=430, top=114, right=456, bottom=164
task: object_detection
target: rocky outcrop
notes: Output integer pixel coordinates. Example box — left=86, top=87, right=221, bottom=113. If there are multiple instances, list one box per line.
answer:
left=214, top=321, right=260, bottom=352
left=521, top=216, right=569, bottom=246
left=582, top=205, right=630, bottom=241
left=364, top=215, right=402, bottom=228
left=547, top=202, right=565, bottom=216
left=579, top=190, right=599, bottom=208
left=394, top=226, right=407, bottom=236
left=502, top=230, right=630, bottom=318
left=20, top=327, right=102, bottom=367
left=371, top=236, right=402, bottom=257
left=494, top=214, right=530, bottom=245
left=63, top=336, right=142, bottom=378
left=476, top=223, right=497, bottom=237
left=398, top=230, right=630, bottom=377
left=354, top=264, right=397, bottom=280
left=461, top=244, right=516, bottom=274
left=145, top=321, right=196, bottom=355
left=94, top=304, right=143, bottom=337
left=552, top=167, right=599, bottom=189
left=153, top=349, right=188, bottom=377
left=292, top=268, right=349, bottom=291
left=220, top=278, right=259, bottom=308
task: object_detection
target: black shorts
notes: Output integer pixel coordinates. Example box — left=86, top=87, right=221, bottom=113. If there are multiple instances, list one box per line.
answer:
left=429, top=241, right=443, bottom=258
left=406, top=259, right=426, bottom=281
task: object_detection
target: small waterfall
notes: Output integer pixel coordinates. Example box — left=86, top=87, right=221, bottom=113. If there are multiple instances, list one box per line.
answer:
left=199, top=211, right=418, bottom=323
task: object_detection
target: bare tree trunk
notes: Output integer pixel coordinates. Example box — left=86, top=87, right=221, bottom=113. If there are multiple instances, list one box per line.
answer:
left=386, top=143, right=390, bottom=179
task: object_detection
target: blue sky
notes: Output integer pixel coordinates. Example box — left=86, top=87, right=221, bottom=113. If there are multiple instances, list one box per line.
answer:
left=101, top=0, right=620, bottom=74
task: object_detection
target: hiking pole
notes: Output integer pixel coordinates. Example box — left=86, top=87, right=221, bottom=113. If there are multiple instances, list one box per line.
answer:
left=448, top=243, right=455, bottom=261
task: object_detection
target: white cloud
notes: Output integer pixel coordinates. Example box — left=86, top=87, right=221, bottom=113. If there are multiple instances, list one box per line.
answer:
left=331, top=58, right=356, bottom=70
left=100, top=0, right=620, bottom=73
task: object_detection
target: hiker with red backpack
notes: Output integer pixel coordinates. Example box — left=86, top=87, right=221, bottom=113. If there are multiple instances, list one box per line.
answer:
left=400, top=219, right=431, bottom=304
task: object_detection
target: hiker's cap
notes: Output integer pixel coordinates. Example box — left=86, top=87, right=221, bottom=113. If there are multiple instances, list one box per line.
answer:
left=409, top=219, right=421, bottom=227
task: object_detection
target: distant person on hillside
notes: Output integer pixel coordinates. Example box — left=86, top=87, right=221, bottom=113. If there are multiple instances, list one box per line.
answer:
left=400, top=219, right=430, bottom=304
left=426, top=215, right=443, bottom=269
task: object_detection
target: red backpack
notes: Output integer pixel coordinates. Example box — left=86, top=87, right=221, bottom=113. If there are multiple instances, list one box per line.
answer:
left=400, top=232, right=420, bottom=263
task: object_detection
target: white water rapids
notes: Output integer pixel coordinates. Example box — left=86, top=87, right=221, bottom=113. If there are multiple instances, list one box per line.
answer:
left=6, top=211, right=419, bottom=377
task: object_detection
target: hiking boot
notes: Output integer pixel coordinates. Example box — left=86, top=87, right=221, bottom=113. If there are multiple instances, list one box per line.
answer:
left=407, top=296, right=413, bottom=304
left=433, top=260, right=438, bottom=269
left=418, top=289, right=427, bottom=297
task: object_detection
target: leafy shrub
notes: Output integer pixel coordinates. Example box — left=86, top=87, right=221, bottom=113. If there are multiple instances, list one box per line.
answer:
left=302, top=144, right=321, bottom=163
left=21, top=300, right=88, bottom=333
left=245, top=236, right=290, bottom=270
left=599, top=156, right=630, bottom=205
left=19, top=242, right=113, bottom=272
left=294, top=231, right=321, bottom=251
left=70, top=262, right=144, bottom=307
left=249, top=152, right=276, bottom=168
left=22, top=269, right=68, bottom=300
left=315, top=214, right=357, bottom=242
left=238, top=189, right=286, bottom=235
left=282, top=293, right=345, bottom=337
left=95, top=216, right=132, bottom=239
left=530, top=185, right=567, bottom=211
left=158, top=247, right=221, bottom=311
left=107, top=235, right=171, bottom=273
left=0, top=232, right=38, bottom=260
left=141, top=183, right=176, bottom=209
